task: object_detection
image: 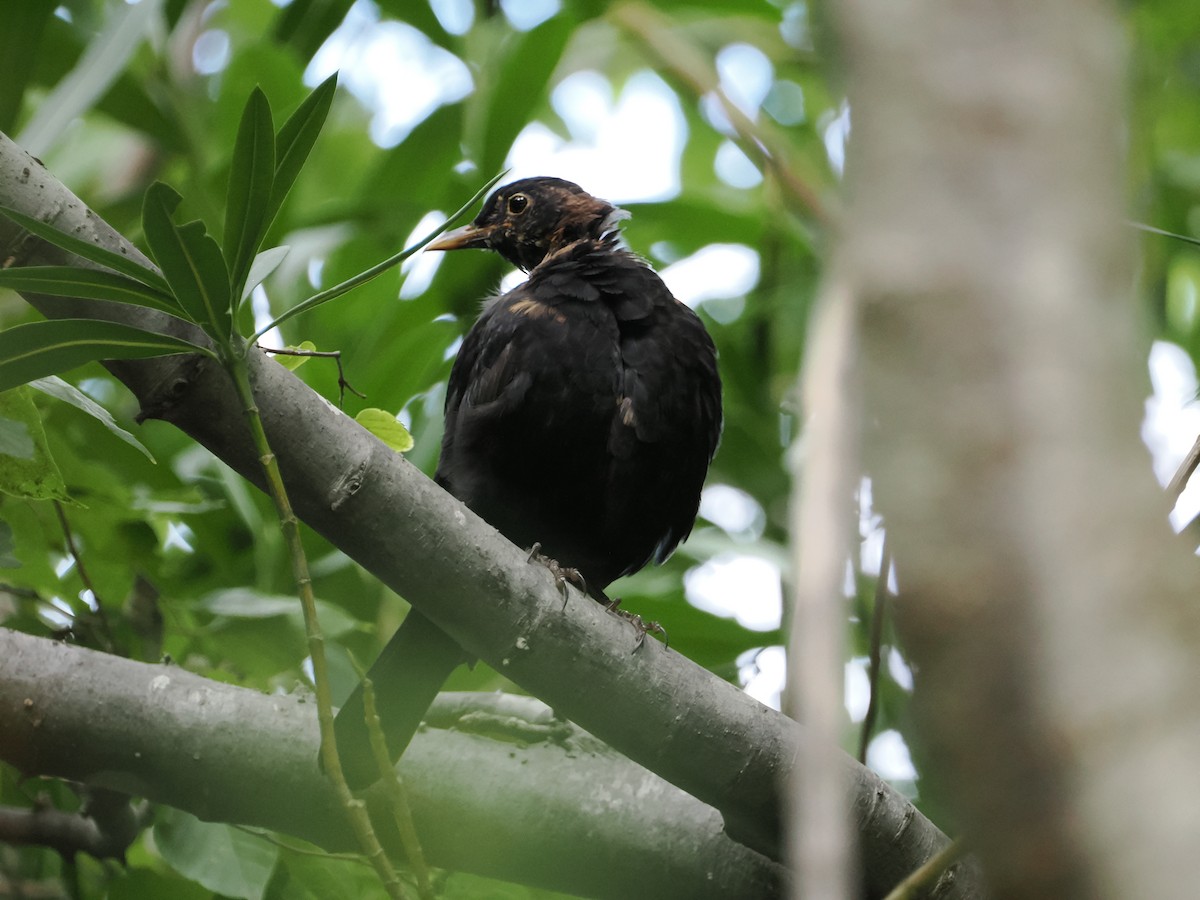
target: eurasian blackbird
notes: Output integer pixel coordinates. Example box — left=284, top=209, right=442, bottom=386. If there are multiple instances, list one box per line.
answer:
left=333, top=177, right=722, bottom=786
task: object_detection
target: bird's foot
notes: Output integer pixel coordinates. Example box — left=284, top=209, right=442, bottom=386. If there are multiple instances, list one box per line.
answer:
left=602, top=597, right=669, bottom=652
left=527, top=543, right=587, bottom=606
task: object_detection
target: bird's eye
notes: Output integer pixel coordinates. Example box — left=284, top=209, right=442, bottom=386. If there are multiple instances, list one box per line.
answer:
left=507, top=193, right=530, bottom=215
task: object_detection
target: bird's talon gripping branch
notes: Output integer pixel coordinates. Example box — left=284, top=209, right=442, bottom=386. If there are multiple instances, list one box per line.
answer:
left=527, top=543, right=586, bottom=604
left=630, top=615, right=669, bottom=652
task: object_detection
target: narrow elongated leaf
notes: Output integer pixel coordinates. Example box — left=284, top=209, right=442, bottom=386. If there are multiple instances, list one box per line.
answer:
left=142, top=184, right=232, bottom=339
left=250, top=171, right=506, bottom=342
left=0, top=266, right=180, bottom=315
left=16, top=0, right=160, bottom=156
left=0, top=1, right=53, bottom=132
left=241, top=246, right=290, bottom=301
left=224, top=88, right=275, bottom=300
left=30, top=376, right=155, bottom=462
left=265, top=73, right=336, bottom=231
left=0, top=318, right=208, bottom=394
left=0, top=205, right=169, bottom=293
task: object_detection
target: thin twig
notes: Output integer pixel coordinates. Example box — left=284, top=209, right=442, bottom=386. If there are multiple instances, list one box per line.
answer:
left=258, top=345, right=366, bottom=408
left=858, top=533, right=890, bottom=764
left=1167, top=433, right=1200, bottom=502
left=882, top=838, right=967, bottom=900
left=225, top=353, right=406, bottom=899
left=611, top=1, right=829, bottom=225
left=52, top=501, right=114, bottom=652
left=362, top=677, right=434, bottom=900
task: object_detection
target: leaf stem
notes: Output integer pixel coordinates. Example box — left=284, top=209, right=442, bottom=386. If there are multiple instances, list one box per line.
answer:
left=223, top=343, right=409, bottom=900
left=248, top=171, right=506, bottom=345
left=362, top=677, right=435, bottom=900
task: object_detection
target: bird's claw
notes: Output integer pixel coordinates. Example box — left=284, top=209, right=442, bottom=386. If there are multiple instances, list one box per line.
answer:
left=602, top=597, right=669, bottom=652
left=527, top=542, right=587, bottom=606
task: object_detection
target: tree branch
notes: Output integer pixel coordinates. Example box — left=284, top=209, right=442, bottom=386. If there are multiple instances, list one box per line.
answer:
left=0, top=793, right=150, bottom=861
left=0, top=628, right=783, bottom=899
left=0, top=130, right=981, bottom=898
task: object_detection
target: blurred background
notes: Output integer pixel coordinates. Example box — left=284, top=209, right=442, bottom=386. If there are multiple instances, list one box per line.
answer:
left=2, top=0, right=1199, bottom=896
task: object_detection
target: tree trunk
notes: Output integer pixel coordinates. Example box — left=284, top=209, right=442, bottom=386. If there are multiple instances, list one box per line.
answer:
left=835, top=0, right=1200, bottom=896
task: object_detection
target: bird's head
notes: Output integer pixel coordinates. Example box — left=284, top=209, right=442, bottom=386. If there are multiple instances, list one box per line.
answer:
left=427, top=177, right=628, bottom=272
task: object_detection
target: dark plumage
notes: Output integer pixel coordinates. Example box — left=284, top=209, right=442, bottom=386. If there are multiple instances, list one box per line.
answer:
left=428, top=176, right=723, bottom=594
left=333, top=177, right=721, bottom=786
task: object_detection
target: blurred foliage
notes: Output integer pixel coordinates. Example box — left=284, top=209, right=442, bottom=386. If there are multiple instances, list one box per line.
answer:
left=4, top=0, right=1151, bottom=895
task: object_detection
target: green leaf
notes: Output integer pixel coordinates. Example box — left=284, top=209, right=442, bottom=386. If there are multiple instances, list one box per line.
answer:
left=0, top=1, right=53, bottom=133
left=154, top=807, right=278, bottom=900
left=0, top=205, right=169, bottom=293
left=250, top=171, right=506, bottom=342
left=355, top=407, right=414, bottom=453
left=198, top=588, right=359, bottom=638
left=0, top=387, right=68, bottom=501
left=224, top=88, right=276, bottom=300
left=142, top=183, right=233, bottom=339
left=478, top=14, right=573, bottom=175
left=242, top=246, right=290, bottom=301
left=0, top=318, right=208, bottom=394
left=274, top=340, right=316, bottom=371
left=30, top=376, right=155, bottom=462
left=0, top=266, right=181, bottom=315
left=0, top=415, right=34, bottom=459
left=0, top=518, right=19, bottom=568
left=266, top=73, right=337, bottom=231
left=15, top=0, right=159, bottom=156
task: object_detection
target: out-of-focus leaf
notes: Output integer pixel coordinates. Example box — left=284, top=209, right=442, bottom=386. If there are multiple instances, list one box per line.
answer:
left=17, top=0, right=162, bottom=156
left=143, top=183, right=233, bottom=338
left=154, top=807, right=278, bottom=900
left=355, top=407, right=414, bottom=452
left=224, top=89, right=276, bottom=299
left=199, top=587, right=359, bottom=638
left=477, top=14, right=575, bottom=176
left=107, top=867, right=211, bottom=900
left=0, top=416, right=34, bottom=460
left=0, top=266, right=180, bottom=316
left=0, top=1, right=54, bottom=132
left=272, top=846, right=398, bottom=900
left=30, top=375, right=154, bottom=462
left=368, top=103, right=462, bottom=213
left=29, top=18, right=185, bottom=152
left=266, top=74, right=337, bottom=232
left=0, top=518, right=19, bottom=568
left=0, top=318, right=206, bottom=394
left=0, top=205, right=169, bottom=293
left=377, top=0, right=454, bottom=49
left=273, top=0, right=354, bottom=61
left=0, top=387, right=68, bottom=502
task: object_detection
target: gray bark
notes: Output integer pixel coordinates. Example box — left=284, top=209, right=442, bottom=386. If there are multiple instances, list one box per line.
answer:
left=836, top=0, right=1200, bottom=896
left=0, top=629, right=783, bottom=899
left=0, top=130, right=980, bottom=898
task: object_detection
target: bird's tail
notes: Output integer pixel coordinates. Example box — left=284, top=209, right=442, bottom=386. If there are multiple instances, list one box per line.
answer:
left=331, top=610, right=466, bottom=788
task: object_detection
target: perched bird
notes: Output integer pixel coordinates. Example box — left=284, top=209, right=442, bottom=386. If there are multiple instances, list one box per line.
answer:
left=333, top=177, right=722, bottom=785
left=432, top=177, right=723, bottom=594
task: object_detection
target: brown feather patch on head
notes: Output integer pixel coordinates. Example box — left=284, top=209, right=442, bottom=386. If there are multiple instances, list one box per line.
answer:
left=438, top=177, right=629, bottom=272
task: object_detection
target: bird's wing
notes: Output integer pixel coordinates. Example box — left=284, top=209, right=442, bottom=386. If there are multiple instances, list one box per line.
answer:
left=604, top=264, right=723, bottom=568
